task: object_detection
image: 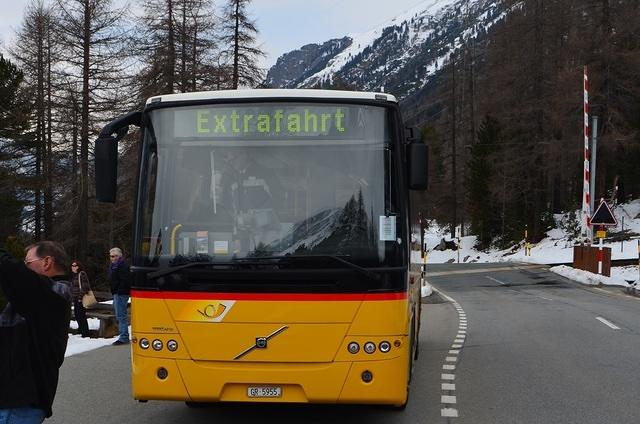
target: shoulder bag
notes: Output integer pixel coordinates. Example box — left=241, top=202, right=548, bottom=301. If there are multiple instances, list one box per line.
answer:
left=79, top=271, right=98, bottom=309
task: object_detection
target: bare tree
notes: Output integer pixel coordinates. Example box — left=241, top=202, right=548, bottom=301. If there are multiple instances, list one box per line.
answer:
left=134, top=0, right=219, bottom=100
left=10, top=1, right=60, bottom=240
left=54, top=0, right=129, bottom=261
left=220, top=0, right=265, bottom=88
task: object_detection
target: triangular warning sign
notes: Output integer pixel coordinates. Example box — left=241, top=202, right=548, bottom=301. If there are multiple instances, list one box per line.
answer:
left=589, top=200, right=617, bottom=226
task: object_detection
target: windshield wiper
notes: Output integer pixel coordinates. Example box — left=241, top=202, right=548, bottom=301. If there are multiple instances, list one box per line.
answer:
left=147, top=261, right=219, bottom=280
left=235, top=255, right=381, bottom=282
left=146, top=255, right=382, bottom=282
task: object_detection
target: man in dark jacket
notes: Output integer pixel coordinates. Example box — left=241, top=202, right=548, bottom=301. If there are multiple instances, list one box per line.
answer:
left=0, top=241, right=72, bottom=423
left=107, top=247, right=131, bottom=345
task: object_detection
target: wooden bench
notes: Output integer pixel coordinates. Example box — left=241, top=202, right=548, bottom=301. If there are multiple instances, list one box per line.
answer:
left=85, top=303, right=119, bottom=338
left=71, top=291, right=128, bottom=338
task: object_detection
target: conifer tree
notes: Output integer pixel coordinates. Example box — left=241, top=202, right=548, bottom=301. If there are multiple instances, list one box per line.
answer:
left=10, top=1, right=58, bottom=240
left=0, top=54, right=31, bottom=243
left=220, top=0, right=265, bottom=88
left=466, top=115, right=500, bottom=248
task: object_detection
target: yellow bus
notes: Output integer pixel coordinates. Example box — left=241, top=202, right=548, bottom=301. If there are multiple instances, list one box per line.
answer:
left=95, top=89, right=428, bottom=408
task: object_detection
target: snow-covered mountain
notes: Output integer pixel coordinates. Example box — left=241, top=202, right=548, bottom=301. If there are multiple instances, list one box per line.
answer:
left=265, top=0, right=509, bottom=100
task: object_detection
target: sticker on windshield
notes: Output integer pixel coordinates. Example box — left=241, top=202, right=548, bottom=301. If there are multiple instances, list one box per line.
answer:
left=214, top=240, right=229, bottom=254
left=379, top=216, right=396, bottom=241
left=196, top=231, right=209, bottom=254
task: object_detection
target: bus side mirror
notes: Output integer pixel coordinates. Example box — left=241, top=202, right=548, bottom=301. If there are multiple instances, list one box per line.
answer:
left=95, top=111, right=141, bottom=203
left=405, top=126, right=420, bottom=143
left=408, top=142, right=428, bottom=190
left=95, top=134, right=120, bottom=202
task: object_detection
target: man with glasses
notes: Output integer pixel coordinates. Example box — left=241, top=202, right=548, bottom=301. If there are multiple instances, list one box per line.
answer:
left=107, top=247, right=131, bottom=345
left=0, top=241, right=72, bottom=423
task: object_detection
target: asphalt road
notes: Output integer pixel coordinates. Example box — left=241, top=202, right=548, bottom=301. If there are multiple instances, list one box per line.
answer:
left=47, top=263, right=640, bottom=423
left=426, top=262, right=640, bottom=423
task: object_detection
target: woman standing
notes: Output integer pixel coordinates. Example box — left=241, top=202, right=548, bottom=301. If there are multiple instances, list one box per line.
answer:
left=70, top=260, right=91, bottom=337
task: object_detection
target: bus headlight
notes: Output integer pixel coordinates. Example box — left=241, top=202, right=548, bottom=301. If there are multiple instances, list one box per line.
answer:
left=379, top=341, right=391, bottom=353
left=152, top=339, right=163, bottom=351
left=347, top=342, right=360, bottom=354
left=167, top=340, right=178, bottom=352
left=363, top=342, right=376, bottom=354
left=139, top=338, right=150, bottom=349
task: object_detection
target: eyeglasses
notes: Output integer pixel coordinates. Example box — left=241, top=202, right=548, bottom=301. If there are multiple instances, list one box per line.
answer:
left=24, top=257, right=45, bottom=265
left=109, top=255, right=117, bottom=258
left=71, top=264, right=78, bottom=267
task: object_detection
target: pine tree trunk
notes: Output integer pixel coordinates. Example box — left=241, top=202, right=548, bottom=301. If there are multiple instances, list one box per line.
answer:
left=166, top=0, right=175, bottom=93
left=79, top=0, right=91, bottom=262
left=44, top=26, right=53, bottom=238
left=233, top=0, right=240, bottom=89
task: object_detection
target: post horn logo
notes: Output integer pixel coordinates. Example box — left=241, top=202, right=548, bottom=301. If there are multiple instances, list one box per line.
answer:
left=197, top=303, right=227, bottom=319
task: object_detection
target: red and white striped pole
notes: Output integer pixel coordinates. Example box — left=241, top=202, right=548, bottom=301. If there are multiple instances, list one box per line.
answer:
left=582, top=65, right=591, bottom=244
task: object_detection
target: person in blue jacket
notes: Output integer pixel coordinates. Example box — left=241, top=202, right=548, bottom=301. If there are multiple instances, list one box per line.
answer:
left=107, top=247, right=131, bottom=345
left=0, top=241, right=72, bottom=423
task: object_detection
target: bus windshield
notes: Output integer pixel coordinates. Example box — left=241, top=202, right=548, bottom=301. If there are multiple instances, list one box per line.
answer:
left=136, top=102, right=403, bottom=268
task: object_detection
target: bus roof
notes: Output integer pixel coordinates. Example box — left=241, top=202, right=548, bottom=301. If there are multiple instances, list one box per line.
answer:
left=145, top=89, right=398, bottom=105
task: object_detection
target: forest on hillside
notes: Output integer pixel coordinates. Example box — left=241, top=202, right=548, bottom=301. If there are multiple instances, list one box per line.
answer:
left=405, top=0, right=640, bottom=247
left=0, top=0, right=639, bottom=286
left=0, top=0, right=264, bottom=286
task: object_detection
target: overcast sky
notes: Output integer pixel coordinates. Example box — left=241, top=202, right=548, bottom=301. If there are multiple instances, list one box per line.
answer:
left=0, top=0, right=426, bottom=69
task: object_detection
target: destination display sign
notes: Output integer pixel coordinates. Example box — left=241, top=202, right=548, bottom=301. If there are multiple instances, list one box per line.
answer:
left=172, top=103, right=386, bottom=140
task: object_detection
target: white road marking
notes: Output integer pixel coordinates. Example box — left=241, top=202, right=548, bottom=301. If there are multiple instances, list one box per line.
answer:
left=486, top=276, right=507, bottom=285
left=426, top=264, right=545, bottom=276
left=596, top=316, right=620, bottom=330
left=441, top=408, right=459, bottom=417
left=441, top=395, right=457, bottom=404
left=438, top=292, right=467, bottom=419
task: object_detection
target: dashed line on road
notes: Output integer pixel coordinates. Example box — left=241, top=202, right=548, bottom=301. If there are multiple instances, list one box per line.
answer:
left=436, top=292, right=467, bottom=419
left=596, top=316, right=620, bottom=330
left=486, top=276, right=507, bottom=285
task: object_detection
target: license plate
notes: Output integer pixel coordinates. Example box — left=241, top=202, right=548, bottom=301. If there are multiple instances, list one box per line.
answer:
left=247, top=386, right=282, bottom=398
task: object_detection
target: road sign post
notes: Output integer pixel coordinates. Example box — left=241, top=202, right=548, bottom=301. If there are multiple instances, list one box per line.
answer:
left=597, top=226, right=604, bottom=275
left=586, top=199, right=617, bottom=276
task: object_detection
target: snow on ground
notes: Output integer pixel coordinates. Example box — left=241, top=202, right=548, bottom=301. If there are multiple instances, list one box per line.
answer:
left=418, top=199, right=640, bottom=293
left=66, top=318, right=118, bottom=357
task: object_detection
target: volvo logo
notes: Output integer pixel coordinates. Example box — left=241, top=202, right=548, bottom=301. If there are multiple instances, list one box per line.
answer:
left=234, top=326, right=288, bottom=360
